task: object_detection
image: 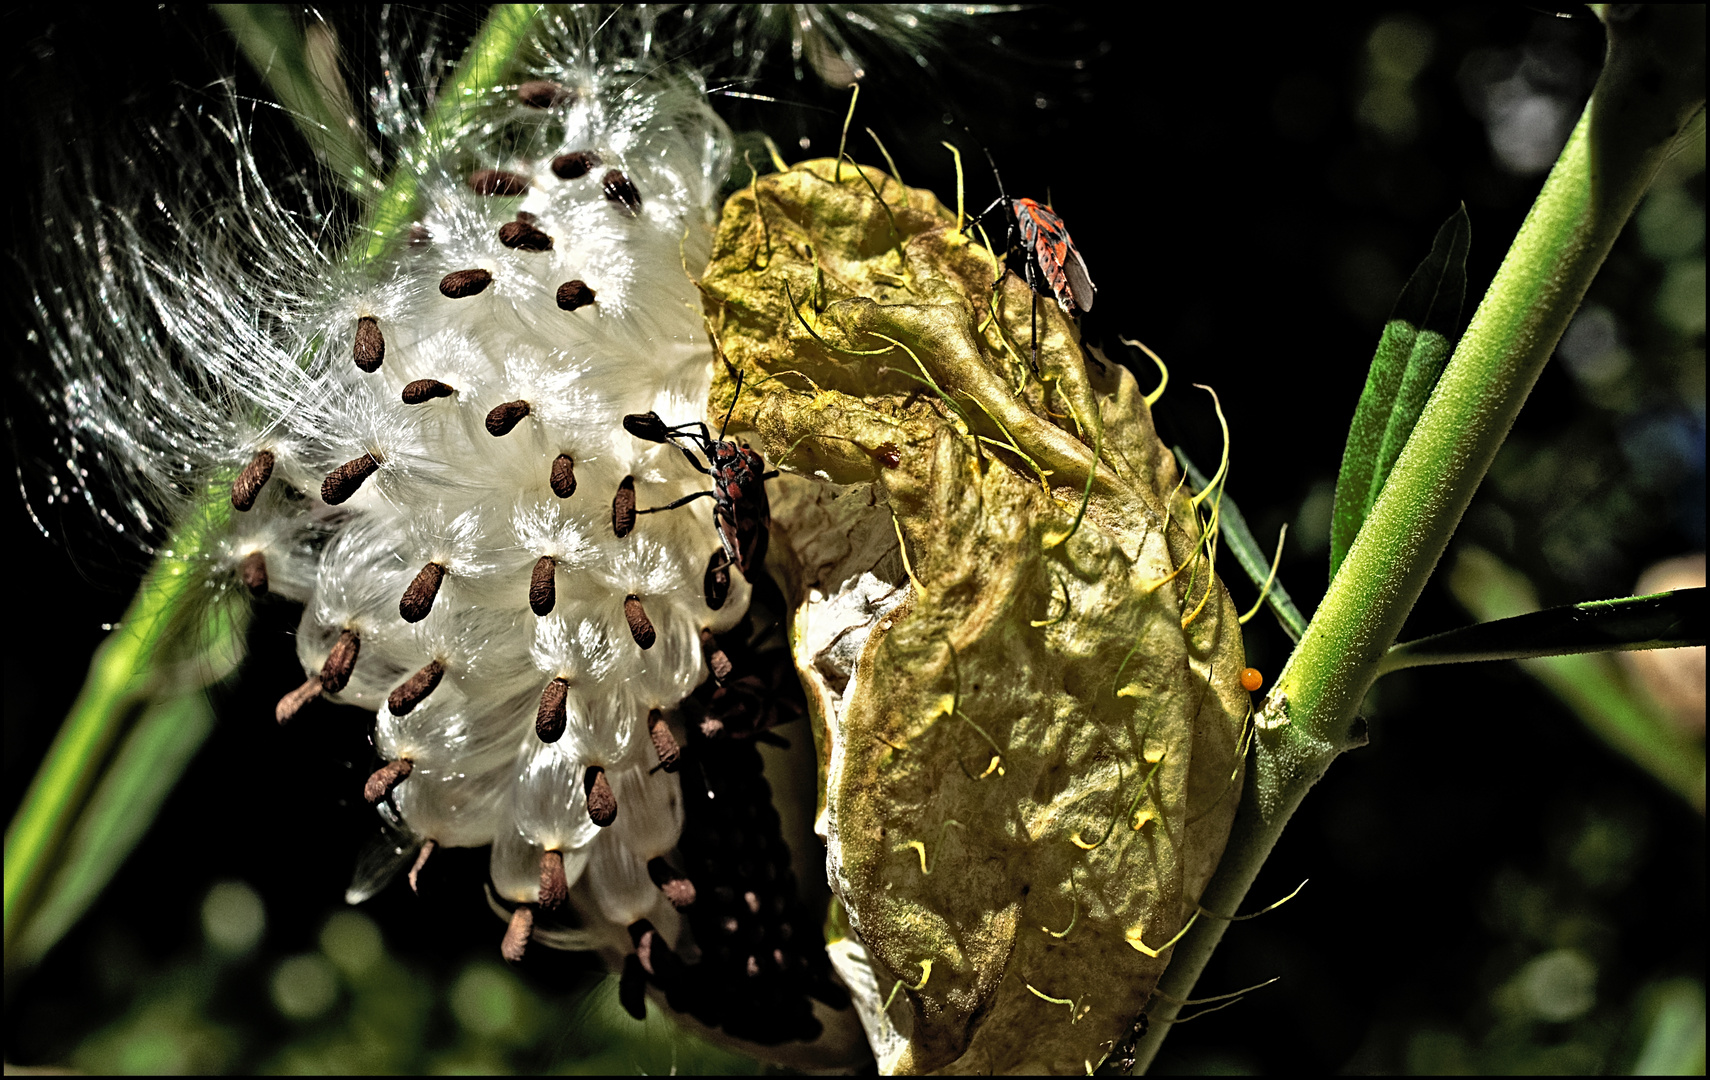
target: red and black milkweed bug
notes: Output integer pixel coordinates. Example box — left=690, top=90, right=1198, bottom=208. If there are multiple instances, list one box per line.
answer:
left=964, top=147, right=1097, bottom=373
left=622, top=373, right=778, bottom=582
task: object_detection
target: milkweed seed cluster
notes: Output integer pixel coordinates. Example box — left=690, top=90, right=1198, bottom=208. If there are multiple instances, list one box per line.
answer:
left=24, top=12, right=852, bottom=1046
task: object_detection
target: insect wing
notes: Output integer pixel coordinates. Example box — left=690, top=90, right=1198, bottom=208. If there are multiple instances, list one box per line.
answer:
left=1060, top=234, right=1096, bottom=314
left=710, top=446, right=772, bottom=577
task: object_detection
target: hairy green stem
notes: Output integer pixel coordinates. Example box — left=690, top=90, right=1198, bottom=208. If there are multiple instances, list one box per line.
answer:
left=1131, top=7, right=1705, bottom=1071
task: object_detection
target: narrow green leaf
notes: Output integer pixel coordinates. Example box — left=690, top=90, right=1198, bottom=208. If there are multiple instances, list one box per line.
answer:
left=1175, top=448, right=1310, bottom=642
left=1382, top=587, right=1704, bottom=673
left=1366, top=206, right=1470, bottom=512
left=1446, top=548, right=1705, bottom=814
left=13, top=688, right=217, bottom=969
left=1330, top=205, right=1473, bottom=581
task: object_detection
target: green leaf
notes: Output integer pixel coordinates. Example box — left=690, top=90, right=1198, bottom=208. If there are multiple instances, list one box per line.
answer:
left=11, top=687, right=218, bottom=969
left=1444, top=548, right=1705, bottom=814
left=1175, top=447, right=1310, bottom=642
left=1382, top=587, right=1705, bottom=672
left=1330, top=205, right=1472, bottom=581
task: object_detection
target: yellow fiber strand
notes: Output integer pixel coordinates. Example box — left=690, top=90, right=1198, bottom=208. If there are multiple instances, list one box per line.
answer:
left=1239, top=524, right=1288, bottom=624
left=882, top=958, right=934, bottom=1009
left=1026, top=983, right=1079, bottom=1020
left=1030, top=572, right=1070, bottom=627
left=1189, top=384, right=1230, bottom=510
left=897, top=839, right=930, bottom=875
left=1124, top=336, right=1170, bottom=407
left=941, top=141, right=965, bottom=232
left=867, top=128, right=908, bottom=206
left=1198, top=879, right=1309, bottom=922
left=892, top=508, right=928, bottom=599
left=1125, top=909, right=1199, bottom=958
left=1042, top=871, right=1079, bottom=939
left=835, top=82, right=859, bottom=182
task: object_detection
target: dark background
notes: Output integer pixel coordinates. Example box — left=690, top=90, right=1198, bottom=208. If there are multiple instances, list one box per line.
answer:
left=4, top=5, right=1703, bottom=1073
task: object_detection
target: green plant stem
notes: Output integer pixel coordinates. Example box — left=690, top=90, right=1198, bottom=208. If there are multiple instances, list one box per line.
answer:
left=1130, top=8, right=1705, bottom=1071
left=359, top=3, right=543, bottom=267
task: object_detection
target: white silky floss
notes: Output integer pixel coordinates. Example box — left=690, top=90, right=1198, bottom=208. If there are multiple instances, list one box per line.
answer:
left=41, top=17, right=742, bottom=954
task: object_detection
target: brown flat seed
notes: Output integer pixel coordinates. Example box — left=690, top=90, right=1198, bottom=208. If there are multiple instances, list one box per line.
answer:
left=550, top=150, right=601, bottom=179
left=276, top=676, right=321, bottom=724
left=500, top=905, right=534, bottom=963
left=389, top=659, right=445, bottom=715
left=231, top=448, right=275, bottom=511
left=238, top=550, right=268, bottom=594
left=647, top=857, right=696, bottom=909
left=647, top=708, right=680, bottom=772
left=624, top=595, right=655, bottom=649
left=353, top=315, right=385, bottom=372
left=364, top=758, right=413, bottom=803
left=400, top=562, right=446, bottom=623
left=467, top=168, right=531, bottom=196
left=704, top=551, right=731, bottom=610
left=538, top=850, right=568, bottom=911
left=407, top=222, right=432, bottom=246
left=529, top=555, right=557, bottom=616
left=555, top=279, right=596, bottom=311
left=497, top=220, right=553, bottom=251
left=401, top=379, right=454, bottom=404
left=515, top=210, right=539, bottom=225
left=602, top=169, right=641, bottom=215
left=320, top=628, right=360, bottom=693
left=549, top=453, right=576, bottom=498
left=700, top=627, right=732, bottom=682
left=517, top=79, right=571, bottom=108
left=612, top=475, right=636, bottom=537
left=439, top=268, right=493, bottom=298
left=536, top=677, right=569, bottom=742
left=322, top=453, right=381, bottom=505
left=408, top=839, right=435, bottom=893
left=486, top=399, right=531, bottom=437
left=584, top=765, right=617, bottom=826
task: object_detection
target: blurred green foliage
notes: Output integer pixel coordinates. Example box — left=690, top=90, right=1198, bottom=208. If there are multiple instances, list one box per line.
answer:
left=63, top=881, right=758, bottom=1074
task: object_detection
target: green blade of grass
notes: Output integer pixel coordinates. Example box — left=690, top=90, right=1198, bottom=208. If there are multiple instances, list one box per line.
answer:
left=1330, top=206, right=1472, bottom=582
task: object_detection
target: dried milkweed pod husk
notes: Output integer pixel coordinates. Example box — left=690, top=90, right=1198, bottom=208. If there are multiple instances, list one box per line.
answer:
left=701, top=158, right=1250, bottom=1073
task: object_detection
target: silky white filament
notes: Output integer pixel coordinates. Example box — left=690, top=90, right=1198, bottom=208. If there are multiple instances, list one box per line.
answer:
left=25, top=10, right=746, bottom=952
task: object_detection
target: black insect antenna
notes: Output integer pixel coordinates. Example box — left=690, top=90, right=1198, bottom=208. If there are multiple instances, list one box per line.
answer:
left=978, top=139, right=1010, bottom=207
left=717, top=369, right=745, bottom=441
left=960, top=129, right=1014, bottom=238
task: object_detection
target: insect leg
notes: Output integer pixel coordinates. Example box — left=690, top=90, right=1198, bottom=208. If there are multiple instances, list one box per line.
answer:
left=672, top=444, right=713, bottom=475
left=636, top=489, right=717, bottom=514
left=1026, top=257, right=1041, bottom=376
